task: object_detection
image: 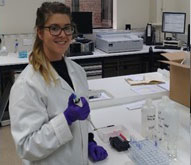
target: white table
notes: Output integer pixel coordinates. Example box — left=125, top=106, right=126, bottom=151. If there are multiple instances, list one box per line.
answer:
left=88, top=72, right=169, bottom=109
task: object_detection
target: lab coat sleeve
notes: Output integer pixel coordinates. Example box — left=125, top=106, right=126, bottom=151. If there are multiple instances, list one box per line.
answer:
left=9, top=80, right=73, bottom=161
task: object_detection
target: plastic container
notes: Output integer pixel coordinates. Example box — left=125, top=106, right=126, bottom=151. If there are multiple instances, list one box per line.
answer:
left=157, top=96, right=167, bottom=146
left=0, top=35, right=8, bottom=56
left=97, top=125, right=128, bottom=143
left=163, top=97, right=179, bottom=159
left=141, top=99, right=156, bottom=140
left=128, top=139, right=169, bottom=165
left=17, top=39, right=28, bottom=58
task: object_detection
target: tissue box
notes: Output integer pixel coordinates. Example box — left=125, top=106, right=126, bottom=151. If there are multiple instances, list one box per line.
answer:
left=160, top=52, right=190, bottom=107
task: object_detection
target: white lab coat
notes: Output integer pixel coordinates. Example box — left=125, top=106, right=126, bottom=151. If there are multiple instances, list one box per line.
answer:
left=9, top=57, right=90, bottom=165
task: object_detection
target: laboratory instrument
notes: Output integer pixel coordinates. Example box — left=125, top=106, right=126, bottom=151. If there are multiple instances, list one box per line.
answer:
left=145, top=23, right=155, bottom=45
left=96, top=32, right=143, bottom=53
left=64, top=94, right=90, bottom=125
left=87, top=118, right=98, bottom=131
left=70, top=12, right=94, bottom=56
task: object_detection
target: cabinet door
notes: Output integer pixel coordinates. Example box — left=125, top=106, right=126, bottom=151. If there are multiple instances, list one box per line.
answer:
left=118, top=55, right=147, bottom=75
left=102, top=58, right=118, bottom=78
left=148, top=52, right=169, bottom=72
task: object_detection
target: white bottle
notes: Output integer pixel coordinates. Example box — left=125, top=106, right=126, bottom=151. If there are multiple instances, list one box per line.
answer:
left=141, top=99, right=156, bottom=140
left=163, top=97, right=179, bottom=159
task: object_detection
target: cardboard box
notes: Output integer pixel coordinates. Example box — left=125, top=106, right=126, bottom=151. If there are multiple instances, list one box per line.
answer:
left=160, top=52, right=190, bottom=107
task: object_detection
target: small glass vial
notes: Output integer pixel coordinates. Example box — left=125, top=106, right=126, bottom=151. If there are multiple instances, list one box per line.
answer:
left=14, top=39, right=19, bottom=53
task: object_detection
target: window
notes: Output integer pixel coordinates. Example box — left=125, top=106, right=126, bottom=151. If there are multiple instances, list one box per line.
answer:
left=65, top=0, right=113, bottom=28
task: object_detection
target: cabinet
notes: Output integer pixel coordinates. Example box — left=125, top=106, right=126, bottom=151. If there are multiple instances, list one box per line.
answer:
left=74, top=51, right=167, bottom=79
left=74, top=58, right=103, bottom=79
left=102, top=54, right=149, bottom=78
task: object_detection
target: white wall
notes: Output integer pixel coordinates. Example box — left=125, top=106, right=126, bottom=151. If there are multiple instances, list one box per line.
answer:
left=113, top=0, right=150, bottom=30
left=149, top=0, right=190, bottom=25
left=0, top=0, right=65, bottom=34
left=0, top=0, right=189, bottom=34
left=175, top=0, right=190, bottom=25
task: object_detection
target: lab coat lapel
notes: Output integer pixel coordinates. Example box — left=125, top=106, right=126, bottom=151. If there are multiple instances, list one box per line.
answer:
left=65, top=58, right=84, bottom=96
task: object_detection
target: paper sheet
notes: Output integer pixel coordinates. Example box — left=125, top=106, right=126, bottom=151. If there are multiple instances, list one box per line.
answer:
left=158, top=83, right=169, bottom=91
left=130, top=85, right=166, bottom=95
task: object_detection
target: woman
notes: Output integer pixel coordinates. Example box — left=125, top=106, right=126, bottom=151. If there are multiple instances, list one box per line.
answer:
left=9, top=2, right=107, bottom=165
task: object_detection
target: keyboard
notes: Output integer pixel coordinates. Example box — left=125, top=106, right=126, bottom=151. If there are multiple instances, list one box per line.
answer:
left=154, top=45, right=181, bottom=50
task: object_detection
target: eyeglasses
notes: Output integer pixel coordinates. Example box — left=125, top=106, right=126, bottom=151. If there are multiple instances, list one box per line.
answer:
left=43, top=24, right=75, bottom=36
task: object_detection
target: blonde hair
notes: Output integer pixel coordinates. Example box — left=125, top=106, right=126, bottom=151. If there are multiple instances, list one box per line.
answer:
left=29, top=2, right=71, bottom=84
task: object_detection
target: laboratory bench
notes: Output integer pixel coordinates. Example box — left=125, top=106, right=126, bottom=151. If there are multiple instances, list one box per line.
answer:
left=0, top=71, right=189, bottom=165
left=88, top=101, right=190, bottom=165
left=0, top=46, right=184, bottom=123
left=87, top=72, right=190, bottom=165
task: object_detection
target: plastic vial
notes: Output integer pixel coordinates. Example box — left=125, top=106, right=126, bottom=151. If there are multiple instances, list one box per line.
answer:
left=141, top=99, right=156, bottom=140
left=163, top=96, right=179, bottom=159
left=14, top=39, right=19, bottom=53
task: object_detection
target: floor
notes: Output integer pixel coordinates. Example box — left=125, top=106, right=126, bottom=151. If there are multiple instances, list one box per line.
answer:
left=0, top=126, right=22, bottom=165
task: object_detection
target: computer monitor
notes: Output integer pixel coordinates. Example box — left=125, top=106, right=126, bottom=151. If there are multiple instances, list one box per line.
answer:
left=72, top=12, right=93, bottom=36
left=162, top=12, right=186, bottom=34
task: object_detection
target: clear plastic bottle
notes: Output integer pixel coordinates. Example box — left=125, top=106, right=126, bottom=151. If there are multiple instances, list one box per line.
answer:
left=157, top=96, right=167, bottom=146
left=141, top=99, right=156, bottom=141
left=163, top=97, right=179, bottom=159
left=0, top=34, right=8, bottom=56
left=141, top=101, right=147, bottom=137
left=18, top=40, right=27, bottom=58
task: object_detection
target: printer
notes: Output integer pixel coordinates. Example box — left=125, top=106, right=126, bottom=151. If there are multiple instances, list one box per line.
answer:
left=96, top=32, right=143, bottom=53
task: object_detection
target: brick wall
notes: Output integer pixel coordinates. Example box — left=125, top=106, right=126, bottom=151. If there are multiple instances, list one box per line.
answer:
left=65, top=0, right=71, bottom=8
left=65, top=0, right=102, bottom=27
